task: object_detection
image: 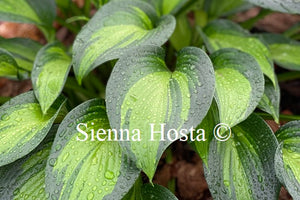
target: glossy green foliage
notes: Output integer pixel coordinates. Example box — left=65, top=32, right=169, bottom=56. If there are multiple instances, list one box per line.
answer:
left=0, top=126, right=57, bottom=200
left=211, top=48, right=264, bottom=128
left=32, top=42, right=71, bottom=114
left=275, top=121, right=300, bottom=199
left=259, top=33, right=300, bottom=71
left=46, top=99, right=140, bottom=200
left=0, top=48, right=23, bottom=80
left=201, top=19, right=276, bottom=86
left=72, top=0, right=176, bottom=84
left=0, top=37, right=41, bottom=72
left=106, top=45, right=215, bottom=180
left=0, top=0, right=56, bottom=40
left=204, top=114, right=280, bottom=200
left=0, top=91, right=65, bottom=167
left=245, top=0, right=300, bottom=14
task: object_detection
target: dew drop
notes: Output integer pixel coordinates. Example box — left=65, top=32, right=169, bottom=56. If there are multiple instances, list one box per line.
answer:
left=13, top=188, right=20, bottom=195
left=49, top=158, right=56, bottom=167
left=55, top=144, right=62, bottom=151
left=258, top=175, right=263, bottom=183
left=1, top=113, right=10, bottom=121
left=105, top=171, right=115, bottom=180
left=62, top=152, right=70, bottom=162
left=87, top=193, right=94, bottom=200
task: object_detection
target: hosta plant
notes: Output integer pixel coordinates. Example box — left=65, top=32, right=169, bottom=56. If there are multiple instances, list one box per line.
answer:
left=0, top=0, right=300, bottom=199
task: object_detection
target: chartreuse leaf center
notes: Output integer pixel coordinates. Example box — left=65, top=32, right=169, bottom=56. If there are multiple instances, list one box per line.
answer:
left=46, top=99, right=140, bottom=200
left=205, top=114, right=280, bottom=200
left=259, top=33, right=300, bottom=71
left=106, top=45, right=215, bottom=181
left=0, top=37, right=42, bottom=72
left=275, top=120, right=300, bottom=199
left=202, top=19, right=276, bottom=86
left=0, top=91, right=65, bottom=167
left=211, top=48, right=264, bottom=128
left=0, top=48, right=21, bottom=80
left=32, top=42, right=71, bottom=114
left=72, top=0, right=175, bottom=84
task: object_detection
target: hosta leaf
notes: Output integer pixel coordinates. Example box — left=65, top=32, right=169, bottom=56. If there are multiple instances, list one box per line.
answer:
left=32, top=42, right=71, bottom=114
left=204, top=0, right=244, bottom=18
left=202, top=19, right=276, bottom=86
left=140, top=184, right=178, bottom=200
left=169, top=14, right=192, bottom=51
left=205, top=114, right=280, bottom=200
left=0, top=37, right=42, bottom=72
left=211, top=48, right=264, bottom=128
left=194, top=99, right=219, bottom=166
left=106, top=45, right=215, bottom=180
left=0, top=91, right=65, bottom=167
left=258, top=77, right=280, bottom=123
left=92, top=0, right=110, bottom=8
left=139, top=0, right=187, bottom=15
left=123, top=177, right=178, bottom=200
left=122, top=175, right=143, bottom=200
left=72, top=0, right=175, bottom=84
left=55, top=0, right=71, bottom=10
left=0, top=0, right=56, bottom=41
left=0, top=125, right=57, bottom=200
left=259, top=33, right=300, bottom=71
left=245, top=0, right=300, bottom=14
left=161, top=0, right=188, bottom=15
left=46, top=99, right=140, bottom=200
left=275, top=120, right=300, bottom=198
left=0, top=48, right=24, bottom=80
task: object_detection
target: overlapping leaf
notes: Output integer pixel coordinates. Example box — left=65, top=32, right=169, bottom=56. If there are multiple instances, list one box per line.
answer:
left=204, top=0, right=244, bottom=18
left=161, top=0, right=188, bottom=15
left=106, top=45, right=215, bottom=180
left=72, top=0, right=175, bottom=84
left=258, top=77, right=280, bottom=123
left=32, top=42, right=71, bottom=114
left=194, top=100, right=219, bottom=166
left=0, top=91, right=65, bottom=167
left=205, top=114, right=280, bottom=200
left=0, top=37, right=42, bottom=72
left=275, top=120, right=300, bottom=199
left=92, top=0, right=110, bottom=8
left=169, top=14, right=191, bottom=51
left=124, top=176, right=178, bottom=200
left=0, top=48, right=23, bottom=80
left=140, top=184, right=178, bottom=200
left=139, top=0, right=187, bottom=15
left=46, top=99, right=140, bottom=200
left=245, top=0, right=300, bottom=14
left=201, top=19, right=276, bottom=86
left=259, top=33, right=300, bottom=71
left=0, top=125, right=57, bottom=200
left=0, top=0, right=56, bottom=41
left=211, top=48, right=264, bottom=128
left=55, top=0, right=71, bottom=10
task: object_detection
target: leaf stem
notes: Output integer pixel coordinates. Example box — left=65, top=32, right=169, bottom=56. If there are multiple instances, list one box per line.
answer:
left=283, top=22, right=300, bottom=38
left=64, top=77, right=98, bottom=98
left=55, top=17, right=80, bottom=34
left=83, top=0, right=92, bottom=17
left=240, top=9, right=272, bottom=30
left=175, top=0, right=200, bottom=17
